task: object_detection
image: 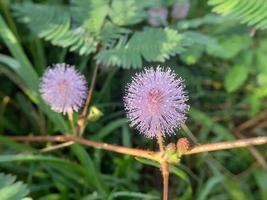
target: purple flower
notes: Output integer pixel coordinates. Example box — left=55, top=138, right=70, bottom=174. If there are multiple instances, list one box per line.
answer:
left=171, top=2, right=190, bottom=20
left=40, top=63, right=87, bottom=114
left=148, top=6, right=168, bottom=27
left=124, top=67, right=189, bottom=138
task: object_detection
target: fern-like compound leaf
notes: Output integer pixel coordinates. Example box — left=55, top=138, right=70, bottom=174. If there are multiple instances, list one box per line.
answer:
left=71, top=0, right=109, bottom=36
left=13, top=3, right=97, bottom=55
left=0, top=173, right=29, bottom=200
left=209, top=0, right=267, bottom=30
left=109, top=0, right=147, bottom=26
left=96, top=28, right=192, bottom=68
left=100, top=21, right=132, bottom=49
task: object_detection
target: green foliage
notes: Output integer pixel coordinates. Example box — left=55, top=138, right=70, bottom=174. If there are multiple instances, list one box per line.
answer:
left=12, top=1, right=193, bottom=68
left=100, top=22, right=131, bottom=49
left=71, top=0, right=109, bottom=36
left=207, top=35, right=252, bottom=59
left=1, top=0, right=267, bottom=199
left=0, top=173, right=29, bottom=200
left=109, top=0, right=147, bottom=26
left=96, top=27, right=192, bottom=68
left=0, top=15, right=68, bottom=132
left=13, top=3, right=97, bottom=56
left=254, top=170, right=267, bottom=200
left=224, top=65, right=248, bottom=92
left=177, top=14, right=228, bottom=30
left=209, top=0, right=267, bottom=30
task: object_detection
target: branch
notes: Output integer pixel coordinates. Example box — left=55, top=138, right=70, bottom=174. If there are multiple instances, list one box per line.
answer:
left=8, top=135, right=156, bottom=160
left=77, top=63, right=100, bottom=135
left=80, top=63, right=99, bottom=118
left=8, top=135, right=267, bottom=157
left=184, top=136, right=267, bottom=155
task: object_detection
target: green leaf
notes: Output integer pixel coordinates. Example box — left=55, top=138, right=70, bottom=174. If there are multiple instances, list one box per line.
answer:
left=0, top=173, right=30, bottom=200
left=183, top=31, right=219, bottom=48
left=135, top=158, right=192, bottom=199
left=180, top=44, right=204, bottom=65
left=0, top=136, right=35, bottom=152
left=100, top=21, right=131, bottom=49
left=135, top=158, right=189, bottom=182
left=109, top=0, right=146, bottom=26
left=0, top=17, right=68, bottom=132
left=254, top=169, right=267, bottom=200
left=224, top=65, right=248, bottom=92
left=197, top=176, right=224, bottom=200
left=208, top=0, right=267, bottom=30
left=180, top=31, right=219, bottom=65
left=207, top=35, right=252, bottom=59
left=108, top=191, right=159, bottom=200
left=0, top=16, right=39, bottom=93
left=96, top=28, right=192, bottom=68
left=91, top=118, right=128, bottom=140
left=13, top=3, right=97, bottom=56
left=177, top=14, right=228, bottom=30
left=0, top=154, right=72, bottom=164
left=224, top=180, right=247, bottom=200
left=189, top=108, right=235, bottom=141
left=246, top=94, right=262, bottom=116
left=70, top=145, right=108, bottom=196
left=71, top=0, right=109, bottom=36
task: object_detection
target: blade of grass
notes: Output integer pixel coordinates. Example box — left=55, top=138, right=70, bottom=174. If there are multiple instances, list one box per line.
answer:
left=0, top=16, right=68, bottom=132
left=70, top=144, right=109, bottom=197
left=0, top=15, right=39, bottom=92
left=91, top=118, right=128, bottom=140
left=0, top=154, right=71, bottom=164
left=0, top=55, right=68, bottom=132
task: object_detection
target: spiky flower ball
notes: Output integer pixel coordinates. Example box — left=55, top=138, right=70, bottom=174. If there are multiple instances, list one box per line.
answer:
left=40, top=63, right=87, bottom=114
left=124, top=67, right=189, bottom=138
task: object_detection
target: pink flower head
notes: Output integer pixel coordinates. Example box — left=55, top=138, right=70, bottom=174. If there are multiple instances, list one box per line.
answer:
left=171, top=2, right=190, bottom=20
left=124, top=67, right=189, bottom=138
left=40, top=63, right=87, bottom=114
left=148, top=6, right=168, bottom=27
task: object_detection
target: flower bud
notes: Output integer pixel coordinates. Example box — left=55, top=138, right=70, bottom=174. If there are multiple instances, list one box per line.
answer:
left=177, top=137, right=190, bottom=155
left=166, top=143, right=176, bottom=154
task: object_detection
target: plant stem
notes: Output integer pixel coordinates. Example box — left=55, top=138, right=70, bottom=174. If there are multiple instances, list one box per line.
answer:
left=37, top=62, right=100, bottom=152
left=41, top=141, right=74, bottom=152
left=67, top=111, right=75, bottom=135
left=157, top=132, right=169, bottom=200
left=78, top=63, right=100, bottom=136
left=161, top=161, right=169, bottom=200
left=157, top=133, right=164, bottom=153
left=184, top=136, right=267, bottom=155
left=9, top=135, right=156, bottom=160
left=0, top=96, right=10, bottom=134
left=8, top=135, right=267, bottom=156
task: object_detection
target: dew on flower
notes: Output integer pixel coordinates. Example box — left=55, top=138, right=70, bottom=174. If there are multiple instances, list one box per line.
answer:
left=124, top=67, right=189, bottom=138
left=40, top=63, right=87, bottom=114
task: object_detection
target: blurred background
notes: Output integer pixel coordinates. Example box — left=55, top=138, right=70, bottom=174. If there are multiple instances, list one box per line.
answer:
left=0, top=0, right=267, bottom=199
